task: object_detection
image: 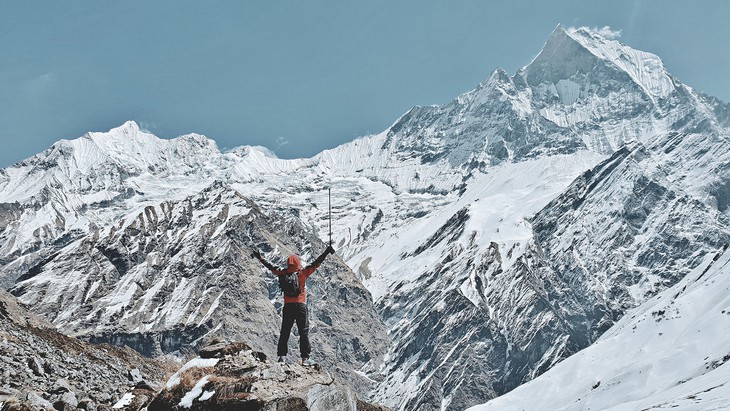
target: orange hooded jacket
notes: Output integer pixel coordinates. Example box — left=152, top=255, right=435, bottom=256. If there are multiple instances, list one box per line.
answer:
left=269, top=254, right=320, bottom=304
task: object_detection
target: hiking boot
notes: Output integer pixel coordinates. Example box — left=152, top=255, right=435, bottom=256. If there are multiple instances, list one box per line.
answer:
left=301, top=357, right=316, bottom=366
left=277, top=356, right=286, bottom=363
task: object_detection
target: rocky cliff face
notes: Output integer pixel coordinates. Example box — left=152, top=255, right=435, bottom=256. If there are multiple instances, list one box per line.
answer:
left=531, top=139, right=730, bottom=339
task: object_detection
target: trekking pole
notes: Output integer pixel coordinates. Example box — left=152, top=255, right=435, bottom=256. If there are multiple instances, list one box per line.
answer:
left=328, top=187, right=332, bottom=246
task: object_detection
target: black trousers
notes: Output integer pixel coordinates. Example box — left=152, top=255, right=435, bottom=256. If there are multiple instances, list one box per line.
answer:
left=277, top=302, right=311, bottom=358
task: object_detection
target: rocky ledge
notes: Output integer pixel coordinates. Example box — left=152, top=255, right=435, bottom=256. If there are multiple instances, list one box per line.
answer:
left=1, top=289, right=388, bottom=411
left=114, top=341, right=389, bottom=411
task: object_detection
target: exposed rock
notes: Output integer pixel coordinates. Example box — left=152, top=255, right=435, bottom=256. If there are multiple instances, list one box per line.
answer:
left=53, top=391, right=78, bottom=411
left=127, top=369, right=142, bottom=385
left=1, top=399, right=36, bottom=411
left=356, top=399, right=391, bottom=411
left=111, top=386, right=156, bottom=411
left=26, top=391, right=54, bottom=410
left=112, top=342, right=391, bottom=411
left=50, top=379, right=72, bottom=394
left=0, top=290, right=174, bottom=411
left=78, top=398, right=98, bottom=411
left=0, top=386, right=22, bottom=399
left=199, top=342, right=251, bottom=359
left=28, top=357, right=45, bottom=377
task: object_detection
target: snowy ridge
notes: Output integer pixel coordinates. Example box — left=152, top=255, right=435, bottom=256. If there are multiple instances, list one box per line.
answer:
left=565, top=26, right=675, bottom=100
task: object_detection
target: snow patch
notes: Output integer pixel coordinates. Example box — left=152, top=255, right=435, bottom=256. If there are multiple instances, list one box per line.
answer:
left=112, top=393, right=134, bottom=409
left=179, top=376, right=210, bottom=408
left=165, top=358, right=218, bottom=389
left=199, top=389, right=215, bottom=401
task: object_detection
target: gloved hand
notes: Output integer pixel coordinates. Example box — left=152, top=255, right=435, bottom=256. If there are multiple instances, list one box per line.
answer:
left=251, top=250, right=261, bottom=259
left=325, top=245, right=335, bottom=255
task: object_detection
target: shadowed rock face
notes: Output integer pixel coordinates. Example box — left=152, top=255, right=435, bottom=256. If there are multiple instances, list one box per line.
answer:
left=116, top=341, right=390, bottom=411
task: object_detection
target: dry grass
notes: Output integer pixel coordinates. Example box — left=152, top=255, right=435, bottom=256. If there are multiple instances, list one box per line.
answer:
left=207, top=375, right=257, bottom=401
left=151, top=368, right=261, bottom=409
left=178, top=366, right=217, bottom=388
left=152, top=366, right=217, bottom=408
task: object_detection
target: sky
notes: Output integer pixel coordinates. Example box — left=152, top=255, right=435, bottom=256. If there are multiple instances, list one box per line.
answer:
left=1, top=1, right=729, bottom=168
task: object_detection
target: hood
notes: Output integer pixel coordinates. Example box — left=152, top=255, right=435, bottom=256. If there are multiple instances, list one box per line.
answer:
left=287, top=254, right=302, bottom=271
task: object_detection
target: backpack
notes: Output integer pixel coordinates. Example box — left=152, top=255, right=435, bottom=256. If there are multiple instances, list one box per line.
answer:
left=279, top=271, right=301, bottom=297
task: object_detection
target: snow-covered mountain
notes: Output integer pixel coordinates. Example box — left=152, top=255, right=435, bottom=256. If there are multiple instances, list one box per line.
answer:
left=2, top=25, right=730, bottom=410
left=469, top=245, right=730, bottom=411
left=6, top=179, right=389, bottom=395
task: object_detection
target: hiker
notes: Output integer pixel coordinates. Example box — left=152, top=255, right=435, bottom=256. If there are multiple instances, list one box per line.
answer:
left=252, top=245, right=335, bottom=365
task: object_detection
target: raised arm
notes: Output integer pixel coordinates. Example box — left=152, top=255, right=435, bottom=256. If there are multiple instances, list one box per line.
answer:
left=302, top=245, right=335, bottom=275
left=252, top=250, right=281, bottom=274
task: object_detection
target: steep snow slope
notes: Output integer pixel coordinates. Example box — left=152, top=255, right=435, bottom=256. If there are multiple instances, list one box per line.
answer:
left=364, top=136, right=729, bottom=410
left=470, top=245, right=730, bottom=411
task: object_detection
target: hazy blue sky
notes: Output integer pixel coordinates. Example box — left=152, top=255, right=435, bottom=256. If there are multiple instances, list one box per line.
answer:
left=1, top=1, right=728, bottom=167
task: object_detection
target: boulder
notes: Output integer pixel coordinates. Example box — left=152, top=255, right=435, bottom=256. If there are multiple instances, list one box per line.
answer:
left=111, top=386, right=156, bottom=411
left=199, top=342, right=251, bottom=359
left=127, top=369, right=143, bottom=385
left=28, top=357, right=45, bottom=377
left=53, top=391, right=78, bottom=410
left=78, top=398, right=98, bottom=411
left=50, top=379, right=73, bottom=394
left=26, top=391, right=54, bottom=410
left=0, top=399, right=36, bottom=411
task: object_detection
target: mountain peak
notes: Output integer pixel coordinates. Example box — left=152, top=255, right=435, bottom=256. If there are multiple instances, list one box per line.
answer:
left=525, top=25, right=675, bottom=100
left=567, top=27, right=673, bottom=93
left=523, top=25, right=603, bottom=87
left=82, top=120, right=154, bottom=146
left=115, top=120, right=140, bottom=133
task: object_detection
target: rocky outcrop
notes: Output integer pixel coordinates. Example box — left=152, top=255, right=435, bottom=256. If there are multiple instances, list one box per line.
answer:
left=113, top=341, right=389, bottom=411
left=0, top=290, right=174, bottom=410
left=0, top=290, right=387, bottom=411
